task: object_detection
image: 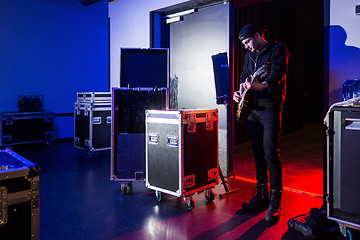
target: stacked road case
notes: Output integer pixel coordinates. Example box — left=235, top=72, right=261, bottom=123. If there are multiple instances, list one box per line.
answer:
left=0, top=148, right=39, bottom=240
left=111, top=87, right=168, bottom=193
left=0, top=111, right=54, bottom=147
left=326, top=105, right=360, bottom=237
left=74, top=92, right=111, bottom=157
left=145, top=109, right=219, bottom=210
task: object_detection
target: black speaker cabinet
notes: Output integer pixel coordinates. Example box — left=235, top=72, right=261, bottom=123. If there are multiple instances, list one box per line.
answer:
left=327, top=106, right=360, bottom=230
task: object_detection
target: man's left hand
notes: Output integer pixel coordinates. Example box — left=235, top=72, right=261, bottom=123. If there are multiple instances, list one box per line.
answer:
left=246, top=79, right=269, bottom=90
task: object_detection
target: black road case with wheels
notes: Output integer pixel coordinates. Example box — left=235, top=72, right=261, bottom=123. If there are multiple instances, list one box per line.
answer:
left=326, top=104, right=360, bottom=236
left=145, top=109, right=219, bottom=210
left=0, top=111, right=54, bottom=147
left=74, top=92, right=111, bottom=156
left=0, top=148, right=39, bottom=240
left=111, top=87, right=168, bottom=194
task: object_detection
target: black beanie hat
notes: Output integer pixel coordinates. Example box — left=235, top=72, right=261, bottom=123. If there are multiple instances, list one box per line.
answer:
left=238, top=24, right=260, bottom=41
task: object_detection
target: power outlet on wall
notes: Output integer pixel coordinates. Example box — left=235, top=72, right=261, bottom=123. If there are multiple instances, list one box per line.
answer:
left=356, top=5, right=360, bottom=15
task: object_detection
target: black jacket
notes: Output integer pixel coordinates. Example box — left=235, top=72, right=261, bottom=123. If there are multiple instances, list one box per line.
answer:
left=240, top=41, right=289, bottom=109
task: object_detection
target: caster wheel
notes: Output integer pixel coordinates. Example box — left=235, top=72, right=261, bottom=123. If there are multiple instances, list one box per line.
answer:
left=205, top=189, right=215, bottom=202
left=155, top=190, right=162, bottom=202
left=184, top=197, right=196, bottom=211
left=121, top=182, right=130, bottom=195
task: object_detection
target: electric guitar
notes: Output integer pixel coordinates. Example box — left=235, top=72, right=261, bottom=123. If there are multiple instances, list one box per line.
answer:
left=236, top=64, right=268, bottom=120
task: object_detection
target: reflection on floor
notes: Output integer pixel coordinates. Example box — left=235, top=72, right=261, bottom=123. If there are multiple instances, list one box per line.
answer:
left=8, top=123, right=345, bottom=240
left=234, top=122, right=324, bottom=197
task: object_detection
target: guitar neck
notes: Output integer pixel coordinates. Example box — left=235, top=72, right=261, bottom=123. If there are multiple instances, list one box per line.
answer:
left=239, top=64, right=267, bottom=92
left=241, top=88, right=249, bottom=96
left=250, top=74, right=257, bottom=83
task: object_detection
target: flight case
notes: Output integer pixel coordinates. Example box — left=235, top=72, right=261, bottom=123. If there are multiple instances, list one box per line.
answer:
left=145, top=109, right=219, bottom=210
left=326, top=104, right=360, bottom=236
left=111, top=87, right=168, bottom=193
left=74, top=92, right=111, bottom=156
left=0, top=111, right=55, bottom=147
left=0, top=148, right=39, bottom=240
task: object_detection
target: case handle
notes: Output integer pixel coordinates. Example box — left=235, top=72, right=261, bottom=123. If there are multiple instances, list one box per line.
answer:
left=148, top=133, right=159, bottom=144
left=166, top=136, right=179, bottom=147
left=184, top=174, right=195, bottom=188
left=344, top=118, right=360, bottom=130
left=92, top=117, right=102, bottom=124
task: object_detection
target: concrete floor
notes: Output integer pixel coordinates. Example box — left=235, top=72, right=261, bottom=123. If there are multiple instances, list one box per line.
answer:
left=2, top=123, right=347, bottom=240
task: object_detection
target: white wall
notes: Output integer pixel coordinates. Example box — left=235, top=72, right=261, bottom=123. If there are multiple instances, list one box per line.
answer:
left=109, top=0, right=186, bottom=88
left=329, top=0, right=360, bottom=105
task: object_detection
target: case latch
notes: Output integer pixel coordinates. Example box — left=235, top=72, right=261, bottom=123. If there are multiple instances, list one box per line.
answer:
left=85, top=139, right=91, bottom=148
left=84, top=107, right=89, bottom=116
left=106, top=116, right=111, bottom=124
left=5, top=115, right=13, bottom=125
left=206, top=113, right=214, bottom=131
left=76, top=103, right=81, bottom=115
left=44, top=112, right=54, bottom=122
left=187, top=114, right=196, bottom=133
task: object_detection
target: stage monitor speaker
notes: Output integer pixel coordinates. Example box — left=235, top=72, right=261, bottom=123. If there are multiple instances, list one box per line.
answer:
left=79, top=0, right=102, bottom=6
left=328, top=106, right=360, bottom=230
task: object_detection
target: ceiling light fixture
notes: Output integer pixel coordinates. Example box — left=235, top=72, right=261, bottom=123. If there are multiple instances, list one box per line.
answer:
left=166, top=16, right=183, bottom=24
left=166, top=9, right=196, bottom=19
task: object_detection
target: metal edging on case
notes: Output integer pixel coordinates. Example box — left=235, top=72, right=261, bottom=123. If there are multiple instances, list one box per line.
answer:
left=145, top=109, right=219, bottom=198
left=110, top=88, right=116, bottom=181
left=76, top=92, right=111, bottom=103
left=179, top=111, right=183, bottom=197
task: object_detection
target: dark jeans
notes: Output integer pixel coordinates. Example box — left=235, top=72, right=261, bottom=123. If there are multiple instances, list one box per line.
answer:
left=247, top=107, right=283, bottom=190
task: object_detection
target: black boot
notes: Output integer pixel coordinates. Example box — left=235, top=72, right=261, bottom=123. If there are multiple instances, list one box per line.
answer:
left=242, top=183, right=269, bottom=210
left=265, top=188, right=282, bottom=223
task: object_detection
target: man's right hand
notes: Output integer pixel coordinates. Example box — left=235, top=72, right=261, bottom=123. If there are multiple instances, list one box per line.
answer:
left=233, top=82, right=246, bottom=102
left=233, top=90, right=241, bottom=102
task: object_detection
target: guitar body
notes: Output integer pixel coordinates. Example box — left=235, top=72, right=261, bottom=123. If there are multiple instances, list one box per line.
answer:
left=236, top=89, right=249, bottom=120
left=236, top=64, right=268, bottom=121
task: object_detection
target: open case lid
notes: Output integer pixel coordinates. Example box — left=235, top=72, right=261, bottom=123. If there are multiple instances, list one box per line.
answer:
left=120, top=48, right=169, bottom=88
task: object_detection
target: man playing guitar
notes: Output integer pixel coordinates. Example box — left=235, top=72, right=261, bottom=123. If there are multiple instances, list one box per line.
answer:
left=233, top=24, right=289, bottom=223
